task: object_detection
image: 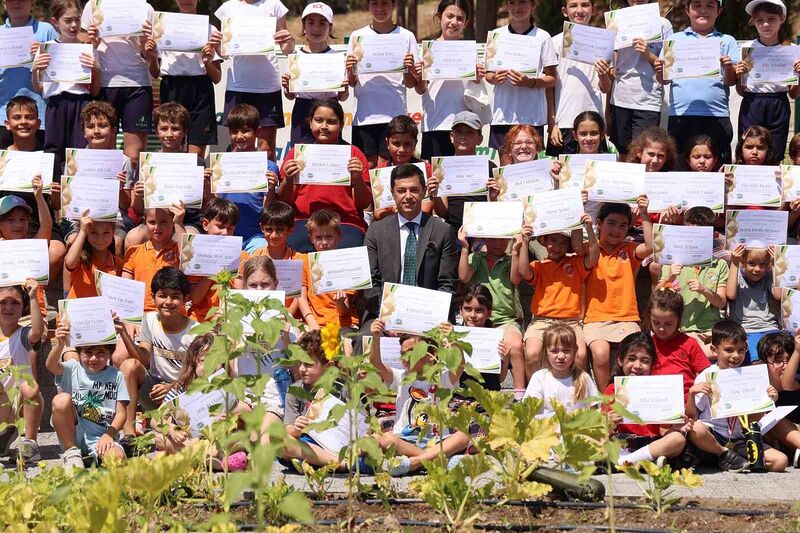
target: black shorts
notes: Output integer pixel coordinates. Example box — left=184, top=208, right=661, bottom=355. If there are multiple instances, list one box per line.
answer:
left=160, top=75, right=218, bottom=146
left=223, top=90, right=284, bottom=128
left=101, top=86, right=154, bottom=133
left=545, top=128, right=578, bottom=157
left=421, top=130, right=455, bottom=159
left=668, top=115, right=734, bottom=165
left=609, top=105, right=660, bottom=156
left=44, top=93, right=90, bottom=166
left=290, top=97, right=316, bottom=144
left=351, top=123, right=389, bottom=159
left=739, top=92, right=791, bottom=160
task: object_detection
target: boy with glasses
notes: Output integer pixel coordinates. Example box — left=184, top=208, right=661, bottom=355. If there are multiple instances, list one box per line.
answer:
left=757, top=332, right=800, bottom=466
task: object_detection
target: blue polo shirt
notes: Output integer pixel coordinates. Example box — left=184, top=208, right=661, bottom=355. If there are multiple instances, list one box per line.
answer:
left=1, top=18, right=58, bottom=127
left=666, top=28, right=740, bottom=118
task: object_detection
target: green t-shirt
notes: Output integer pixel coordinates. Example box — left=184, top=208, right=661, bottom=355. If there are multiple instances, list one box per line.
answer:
left=468, top=252, right=518, bottom=326
left=660, top=259, right=729, bottom=333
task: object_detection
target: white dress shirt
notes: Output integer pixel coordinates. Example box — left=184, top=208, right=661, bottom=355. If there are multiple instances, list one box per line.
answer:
left=398, top=212, right=423, bottom=282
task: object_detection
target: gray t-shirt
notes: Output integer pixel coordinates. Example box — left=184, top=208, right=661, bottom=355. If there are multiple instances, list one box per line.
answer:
left=283, top=380, right=348, bottom=425
left=729, top=271, right=780, bottom=333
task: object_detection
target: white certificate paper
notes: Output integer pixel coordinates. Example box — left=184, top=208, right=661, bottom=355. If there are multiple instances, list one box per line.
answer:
left=432, top=155, right=488, bottom=197
left=209, top=152, right=270, bottom=193
left=0, top=26, right=34, bottom=68
left=781, top=165, right=800, bottom=202
left=492, top=160, right=554, bottom=201
left=307, top=246, right=372, bottom=294
left=463, top=201, right=523, bottom=238
left=662, top=37, right=721, bottom=80
left=561, top=22, right=615, bottom=64
left=287, top=53, right=346, bottom=93
left=615, top=375, right=685, bottom=424
left=584, top=160, right=645, bottom=204
left=39, top=43, right=92, bottom=83
left=94, top=271, right=145, bottom=325
left=0, top=239, right=49, bottom=287
left=454, top=326, right=503, bottom=374
left=557, top=153, right=617, bottom=189
left=645, top=171, right=724, bottom=213
left=179, top=234, right=243, bottom=277
left=724, top=164, right=781, bottom=207
left=58, top=296, right=116, bottom=346
left=524, top=188, right=585, bottom=237
left=706, top=365, right=775, bottom=419
left=485, top=31, right=540, bottom=75
left=726, top=209, right=788, bottom=249
left=604, top=2, right=663, bottom=50
left=422, top=40, right=476, bottom=81
left=363, top=335, right=403, bottom=370
left=305, top=392, right=368, bottom=454
left=370, top=162, right=426, bottom=209
left=175, top=387, right=228, bottom=437
left=652, top=224, right=713, bottom=266
left=0, top=151, right=55, bottom=192
left=773, top=245, right=800, bottom=289
left=142, top=165, right=204, bottom=209
left=153, top=12, right=208, bottom=52
left=220, top=16, right=275, bottom=56
left=273, top=259, right=303, bottom=297
left=351, top=33, right=408, bottom=74
left=295, top=144, right=351, bottom=185
left=64, top=148, right=124, bottom=179
left=61, top=176, right=119, bottom=221
left=782, top=287, right=800, bottom=331
left=91, top=0, right=149, bottom=38
left=742, top=44, right=800, bottom=85
left=379, top=283, right=452, bottom=335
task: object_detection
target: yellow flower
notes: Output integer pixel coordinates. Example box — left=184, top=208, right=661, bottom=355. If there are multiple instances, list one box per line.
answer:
left=321, top=322, right=341, bottom=360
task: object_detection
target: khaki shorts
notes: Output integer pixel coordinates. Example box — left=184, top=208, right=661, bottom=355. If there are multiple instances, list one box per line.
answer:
left=523, top=318, right=585, bottom=345
left=583, top=321, right=641, bottom=345
left=501, top=322, right=523, bottom=338
left=686, top=331, right=714, bottom=358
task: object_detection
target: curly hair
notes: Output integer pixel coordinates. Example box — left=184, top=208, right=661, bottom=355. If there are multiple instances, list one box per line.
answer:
left=626, top=127, right=677, bottom=171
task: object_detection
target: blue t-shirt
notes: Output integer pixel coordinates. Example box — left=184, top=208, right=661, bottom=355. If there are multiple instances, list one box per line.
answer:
left=218, top=159, right=279, bottom=242
left=56, top=360, right=130, bottom=455
left=666, top=28, right=740, bottom=117
left=1, top=18, right=58, bottom=128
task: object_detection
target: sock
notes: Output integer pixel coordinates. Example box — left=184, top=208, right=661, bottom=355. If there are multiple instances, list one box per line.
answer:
left=514, top=389, right=525, bottom=400
left=617, top=445, right=654, bottom=465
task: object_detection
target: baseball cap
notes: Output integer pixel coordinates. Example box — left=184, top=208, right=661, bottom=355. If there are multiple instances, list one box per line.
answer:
left=0, top=195, right=32, bottom=217
left=451, top=111, right=482, bottom=131
left=302, top=2, right=334, bottom=24
left=745, top=0, right=786, bottom=16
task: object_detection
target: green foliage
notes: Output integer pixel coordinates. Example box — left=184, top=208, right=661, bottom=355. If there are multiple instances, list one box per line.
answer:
left=621, top=460, right=703, bottom=515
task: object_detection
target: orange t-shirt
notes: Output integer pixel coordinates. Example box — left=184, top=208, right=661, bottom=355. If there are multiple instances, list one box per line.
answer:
left=189, top=250, right=250, bottom=322
left=301, top=254, right=358, bottom=327
left=67, top=253, right=123, bottom=299
left=530, top=255, right=589, bottom=319
left=584, top=241, right=642, bottom=323
left=245, top=246, right=302, bottom=315
left=122, top=241, right=180, bottom=312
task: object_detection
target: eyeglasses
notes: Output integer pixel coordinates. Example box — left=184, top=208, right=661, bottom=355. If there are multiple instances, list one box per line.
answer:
left=768, top=359, right=790, bottom=367
left=511, top=141, right=537, bottom=148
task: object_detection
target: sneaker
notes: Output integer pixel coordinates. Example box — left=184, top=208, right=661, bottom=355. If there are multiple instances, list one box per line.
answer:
left=389, top=456, right=411, bottom=477
left=0, top=426, right=18, bottom=457
left=62, top=447, right=84, bottom=472
left=18, top=438, right=41, bottom=463
left=656, top=456, right=667, bottom=468
left=718, top=449, right=749, bottom=473
left=224, top=451, right=248, bottom=471
left=793, top=449, right=800, bottom=469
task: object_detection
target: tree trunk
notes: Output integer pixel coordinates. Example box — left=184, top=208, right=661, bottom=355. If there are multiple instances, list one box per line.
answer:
left=463, top=0, right=475, bottom=40
left=408, top=0, right=418, bottom=36
left=475, top=0, right=498, bottom=42
left=397, top=3, right=406, bottom=28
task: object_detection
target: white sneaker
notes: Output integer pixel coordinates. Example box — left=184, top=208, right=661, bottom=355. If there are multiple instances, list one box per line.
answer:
left=18, top=438, right=40, bottom=463
left=656, top=455, right=667, bottom=468
left=62, top=447, right=84, bottom=472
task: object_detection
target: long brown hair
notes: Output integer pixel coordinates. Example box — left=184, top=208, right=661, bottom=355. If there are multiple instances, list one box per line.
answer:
left=540, top=323, right=591, bottom=404
left=175, top=333, right=214, bottom=391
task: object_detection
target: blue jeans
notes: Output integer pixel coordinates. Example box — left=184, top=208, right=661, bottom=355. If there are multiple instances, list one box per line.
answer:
left=273, top=366, right=292, bottom=409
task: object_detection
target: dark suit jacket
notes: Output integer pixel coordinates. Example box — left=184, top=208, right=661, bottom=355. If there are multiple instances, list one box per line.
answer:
left=363, top=213, right=458, bottom=319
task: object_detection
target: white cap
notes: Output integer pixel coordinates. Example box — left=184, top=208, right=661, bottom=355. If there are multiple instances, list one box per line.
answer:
left=302, top=2, right=334, bottom=24
left=745, top=0, right=786, bottom=16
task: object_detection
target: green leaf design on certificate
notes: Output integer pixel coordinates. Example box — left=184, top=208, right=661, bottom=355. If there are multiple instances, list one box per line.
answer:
left=353, top=278, right=372, bottom=290
left=98, top=333, right=117, bottom=344
left=125, top=315, right=143, bottom=325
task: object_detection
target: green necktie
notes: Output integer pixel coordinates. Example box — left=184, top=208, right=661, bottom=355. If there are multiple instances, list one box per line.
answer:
left=402, top=222, right=417, bottom=286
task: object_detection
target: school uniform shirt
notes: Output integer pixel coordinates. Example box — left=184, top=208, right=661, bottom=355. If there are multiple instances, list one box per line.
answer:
left=584, top=242, right=642, bottom=323
left=122, top=240, right=180, bottom=312
left=140, top=311, right=197, bottom=383
left=0, top=325, right=37, bottom=388
left=666, top=28, right=740, bottom=117
left=467, top=252, right=516, bottom=326
left=213, top=0, right=288, bottom=93
left=41, top=40, right=95, bottom=99
left=422, top=78, right=470, bottom=133
left=390, top=366, right=455, bottom=438
left=490, top=25, right=558, bottom=127
left=80, top=3, right=153, bottom=87
left=651, top=332, right=710, bottom=398
left=218, top=159, right=279, bottom=241
left=551, top=32, right=604, bottom=129
left=603, top=383, right=661, bottom=437
left=692, top=364, right=745, bottom=440
left=529, top=255, right=589, bottom=319
left=742, top=40, right=794, bottom=94
left=661, top=259, right=728, bottom=334
left=610, top=17, right=672, bottom=113
left=523, top=368, right=598, bottom=416
left=294, top=46, right=344, bottom=100
left=188, top=250, right=249, bottom=322
left=158, top=24, right=219, bottom=77
left=348, top=25, right=418, bottom=127
left=66, top=254, right=123, bottom=299
left=301, top=254, right=358, bottom=327
left=729, top=271, right=781, bottom=333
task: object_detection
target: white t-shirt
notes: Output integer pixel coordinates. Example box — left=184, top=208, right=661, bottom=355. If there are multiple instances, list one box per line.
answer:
left=213, top=0, right=288, bottom=93
left=80, top=3, right=154, bottom=87
left=139, top=311, right=197, bottom=383
left=490, top=25, right=558, bottom=127
left=294, top=46, right=345, bottom=100
left=0, top=326, right=33, bottom=388
left=523, top=368, right=599, bottom=416
left=348, top=25, right=418, bottom=126
left=41, top=41, right=94, bottom=99
left=743, top=39, right=791, bottom=95
left=159, top=23, right=217, bottom=77
left=551, top=32, right=604, bottom=129
left=390, top=366, right=455, bottom=438
left=422, top=79, right=470, bottom=132
left=610, top=17, right=673, bottom=112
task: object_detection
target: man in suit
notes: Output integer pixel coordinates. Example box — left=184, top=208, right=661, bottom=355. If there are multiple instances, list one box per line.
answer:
left=362, top=163, right=458, bottom=322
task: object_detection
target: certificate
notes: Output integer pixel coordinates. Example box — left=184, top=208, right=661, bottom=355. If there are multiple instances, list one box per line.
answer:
left=561, top=22, right=615, bottom=64
left=142, top=166, right=204, bottom=209
left=662, top=37, right=721, bottom=80
left=140, top=151, right=198, bottom=168
left=485, top=31, right=540, bottom=75
left=307, top=246, right=372, bottom=294
left=781, top=165, right=800, bottom=202
left=220, top=16, right=275, bottom=56
left=725, top=209, right=787, bottom=249
left=179, top=234, right=243, bottom=276
left=273, top=259, right=303, bottom=297
left=287, top=53, right=346, bottom=93
left=64, top=148, right=124, bottom=180
left=0, top=26, right=34, bottom=68
left=362, top=335, right=403, bottom=370
left=370, top=162, right=426, bottom=209
left=584, top=160, right=645, bottom=204
left=604, top=2, right=663, bottom=50
left=228, top=289, right=284, bottom=333
left=645, top=171, right=724, bottom=213
left=236, top=351, right=280, bottom=377
left=0, top=151, right=55, bottom=192
left=305, top=392, right=368, bottom=454
left=379, top=282, right=452, bottom=335
left=742, top=44, right=800, bottom=85
left=0, top=239, right=49, bottom=287
left=614, top=375, right=685, bottom=424
left=431, top=155, right=489, bottom=197
left=454, top=326, right=503, bottom=374
left=39, top=43, right=92, bottom=83
left=175, top=387, right=229, bottom=437
left=724, top=164, right=781, bottom=207
left=422, top=40, right=476, bottom=80
left=652, top=224, right=713, bottom=266
left=783, top=287, right=800, bottom=332
left=557, top=153, right=617, bottom=189
left=350, top=33, right=408, bottom=74
left=61, top=176, right=119, bottom=221
left=462, top=201, right=523, bottom=238
left=209, top=152, right=270, bottom=193
left=90, top=0, right=148, bottom=38
left=523, top=188, right=585, bottom=236
left=58, top=296, right=116, bottom=347
left=773, top=245, right=800, bottom=288
left=492, top=160, right=554, bottom=201
left=295, top=144, right=351, bottom=185
left=152, top=12, right=208, bottom=53
left=93, top=271, right=145, bottom=325
left=706, top=365, right=774, bottom=419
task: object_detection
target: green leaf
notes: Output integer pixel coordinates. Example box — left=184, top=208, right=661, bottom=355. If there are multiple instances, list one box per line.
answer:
left=279, top=491, right=313, bottom=523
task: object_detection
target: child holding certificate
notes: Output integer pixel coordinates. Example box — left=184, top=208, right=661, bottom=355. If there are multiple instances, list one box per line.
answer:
left=755, top=332, right=800, bottom=461
left=63, top=209, right=121, bottom=299
left=626, top=127, right=677, bottom=174
left=572, top=111, right=617, bottom=156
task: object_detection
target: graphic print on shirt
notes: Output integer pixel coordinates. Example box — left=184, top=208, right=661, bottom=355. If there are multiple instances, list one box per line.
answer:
left=74, top=380, right=120, bottom=426
left=400, top=383, right=441, bottom=441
